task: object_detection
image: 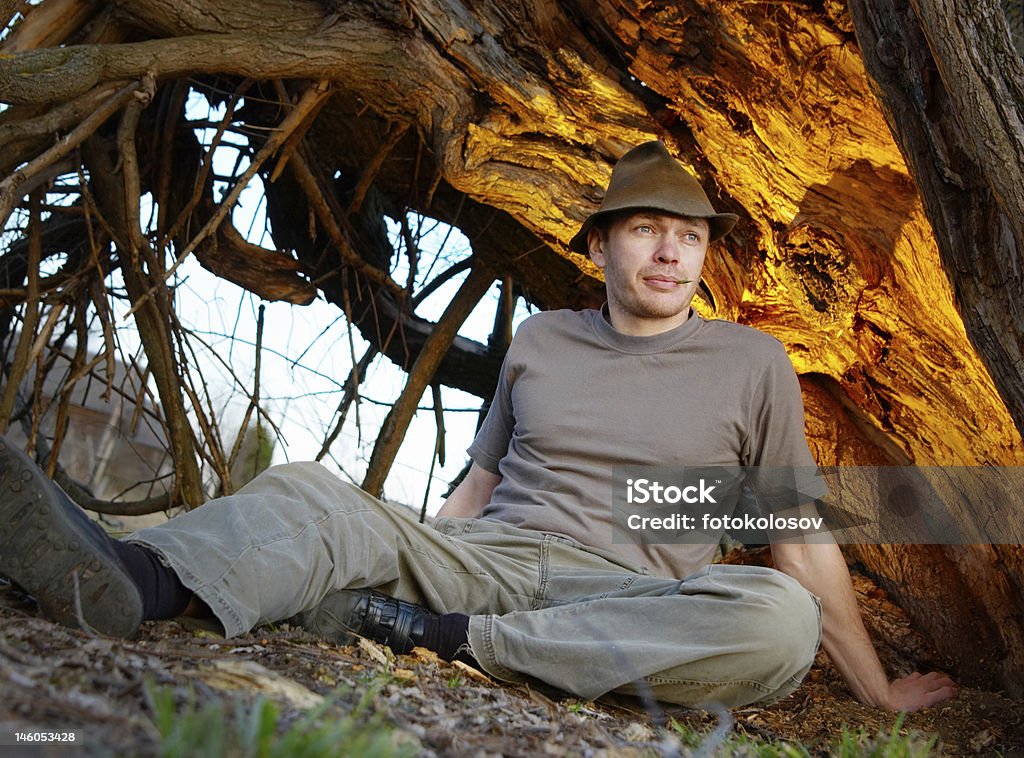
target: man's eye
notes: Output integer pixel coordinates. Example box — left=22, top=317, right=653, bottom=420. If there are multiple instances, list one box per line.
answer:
left=636, top=225, right=654, bottom=233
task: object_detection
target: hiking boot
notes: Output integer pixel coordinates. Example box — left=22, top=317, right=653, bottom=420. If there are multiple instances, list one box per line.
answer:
left=0, top=436, right=143, bottom=637
left=296, top=589, right=434, bottom=654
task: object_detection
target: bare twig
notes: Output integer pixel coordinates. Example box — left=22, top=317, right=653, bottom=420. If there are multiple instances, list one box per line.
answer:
left=418, top=381, right=446, bottom=523
left=268, top=80, right=330, bottom=183
left=116, top=74, right=156, bottom=264
left=346, top=121, right=409, bottom=216
left=125, top=79, right=334, bottom=320
left=169, top=313, right=234, bottom=485
left=362, top=263, right=494, bottom=497
left=411, top=258, right=472, bottom=307
left=47, top=305, right=90, bottom=478
left=25, top=300, right=66, bottom=368
left=0, top=188, right=43, bottom=433
left=315, top=346, right=377, bottom=462
left=0, top=80, right=142, bottom=230
left=169, top=322, right=284, bottom=443
left=225, top=304, right=266, bottom=492
left=82, top=137, right=205, bottom=508
left=400, top=214, right=420, bottom=293
left=17, top=385, right=174, bottom=517
left=159, top=79, right=252, bottom=248
left=76, top=164, right=119, bottom=403
left=287, top=148, right=406, bottom=296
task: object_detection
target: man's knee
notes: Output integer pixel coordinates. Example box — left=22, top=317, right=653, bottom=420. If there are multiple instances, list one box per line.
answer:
left=695, top=565, right=820, bottom=691
left=746, top=569, right=821, bottom=693
left=234, top=461, right=377, bottom=513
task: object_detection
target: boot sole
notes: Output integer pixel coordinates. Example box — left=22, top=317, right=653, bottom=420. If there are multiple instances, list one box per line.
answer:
left=0, top=437, right=143, bottom=637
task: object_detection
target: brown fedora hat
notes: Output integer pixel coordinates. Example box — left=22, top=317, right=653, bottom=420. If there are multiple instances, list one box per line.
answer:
left=569, top=141, right=738, bottom=254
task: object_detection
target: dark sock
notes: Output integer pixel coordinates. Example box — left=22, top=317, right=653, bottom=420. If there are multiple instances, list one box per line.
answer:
left=418, top=612, right=476, bottom=665
left=111, top=540, right=192, bottom=620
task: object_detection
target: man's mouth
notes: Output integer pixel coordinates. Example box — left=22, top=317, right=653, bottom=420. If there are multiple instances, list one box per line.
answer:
left=642, top=274, right=691, bottom=288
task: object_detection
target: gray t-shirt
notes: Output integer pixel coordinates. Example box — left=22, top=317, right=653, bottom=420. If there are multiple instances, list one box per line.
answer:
left=467, top=307, right=820, bottom=579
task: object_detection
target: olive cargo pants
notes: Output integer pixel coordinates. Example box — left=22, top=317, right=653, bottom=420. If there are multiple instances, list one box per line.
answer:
left=129, top=462, right=821, bottom=708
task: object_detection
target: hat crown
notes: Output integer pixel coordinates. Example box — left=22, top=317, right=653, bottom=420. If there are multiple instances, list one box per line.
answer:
left=600, top=141, right=717, bottom=217
left=568, top=141, right=738, bottom=255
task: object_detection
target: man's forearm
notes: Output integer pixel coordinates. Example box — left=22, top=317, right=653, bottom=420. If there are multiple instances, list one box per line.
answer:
left=436, top=463, right=501, bottom=518
left=773, top=541, right=892, bottom=705
left=771, top=540, right=957, bottom=711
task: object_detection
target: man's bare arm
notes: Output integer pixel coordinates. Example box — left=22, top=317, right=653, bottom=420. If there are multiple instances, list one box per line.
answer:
left=436, top=463, right=502, bottom=518
left=772, top=540, right=957, bottom=711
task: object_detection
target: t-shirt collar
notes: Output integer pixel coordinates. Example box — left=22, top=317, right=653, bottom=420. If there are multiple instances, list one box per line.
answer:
left=591, top=303, right=704, bottom=354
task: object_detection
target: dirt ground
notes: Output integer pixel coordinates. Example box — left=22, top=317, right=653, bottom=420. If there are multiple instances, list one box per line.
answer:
left=1, top=569, right=1022, bottom=757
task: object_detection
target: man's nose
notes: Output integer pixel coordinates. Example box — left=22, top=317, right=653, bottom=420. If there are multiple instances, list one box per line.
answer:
left=654, top=237, right=681, bottom=264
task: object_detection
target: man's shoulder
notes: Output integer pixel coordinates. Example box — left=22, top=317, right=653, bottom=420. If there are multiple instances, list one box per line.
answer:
left=513, top=308, right=596, bottom=341
left=697, top=317, right=789, bottom=360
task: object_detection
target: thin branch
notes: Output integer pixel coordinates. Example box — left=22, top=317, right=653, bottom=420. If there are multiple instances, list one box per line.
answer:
left=0, top=188, right=42, bottom=433
left=115, top=73, right=156, bottom=264
left=47, top=302, right=90, bottom=479
left=158, top=79, right=251, bottom=248
left=315, top=346, right=376, bottom=462
left=80, top=168, right=118, bottom=402
left=125, top=79, right=334, bottom=320
left=287, top=148, right=406, bottom=296
left=400, top=213, right=420, bottom=293
left=346, top=121, right=410, bottom=216
left=412, top=258, right=472, bottom=308
left=169, top=306, right=234, bottom=484
left=82, top=136, right=206, bottom=508
left=226, top=303, right=265, bottom=492
left=418, top=381, right=446, bottom=523
left=268, top=80, right=330, bottom=183
left=24, top=423, right=175, bottom=517
left=362, top=263, right=494, bottom=497
left=0, top=79, right=142, bottom=230
left=55, top=467, right=173, bottom=517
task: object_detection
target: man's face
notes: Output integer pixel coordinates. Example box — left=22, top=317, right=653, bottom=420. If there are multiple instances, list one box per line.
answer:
left=588, top=211, right=710, bottom=336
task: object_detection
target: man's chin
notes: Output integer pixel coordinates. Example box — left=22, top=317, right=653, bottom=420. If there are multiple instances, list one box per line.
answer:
left=634, top=297, right=693, bottom=321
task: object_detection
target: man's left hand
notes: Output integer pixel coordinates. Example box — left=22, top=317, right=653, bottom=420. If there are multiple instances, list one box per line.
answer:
left=882, top=671, right=958, bottom=711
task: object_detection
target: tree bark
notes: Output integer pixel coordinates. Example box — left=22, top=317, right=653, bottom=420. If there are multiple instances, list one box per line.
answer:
left=849, top=0, right=1024, bottom=439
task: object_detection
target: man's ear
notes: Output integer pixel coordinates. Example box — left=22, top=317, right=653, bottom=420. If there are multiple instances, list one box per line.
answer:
left=588, top=228, right=606, bottom=268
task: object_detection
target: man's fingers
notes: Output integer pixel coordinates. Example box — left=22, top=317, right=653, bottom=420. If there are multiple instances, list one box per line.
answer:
left=893, top=671, right=959, bottom=711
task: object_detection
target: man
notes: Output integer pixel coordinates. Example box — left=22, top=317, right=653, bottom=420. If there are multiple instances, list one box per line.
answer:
left=0, top=142, right=955, bottom=711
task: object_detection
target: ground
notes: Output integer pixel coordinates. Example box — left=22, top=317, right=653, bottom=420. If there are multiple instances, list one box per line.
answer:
left=1, top=568, right=1022, bottom=756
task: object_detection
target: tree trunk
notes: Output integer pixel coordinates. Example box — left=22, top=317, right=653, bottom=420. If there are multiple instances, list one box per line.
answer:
left=844, top=0, right=1024, bottom=695
left=849, top=0, right=1024, bottom=438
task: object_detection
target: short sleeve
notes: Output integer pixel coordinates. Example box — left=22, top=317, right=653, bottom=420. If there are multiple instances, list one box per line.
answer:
left=744, top=344, right=829, bottom=505
left=744, top=345, right=816, bottom=467
left=466, top=350, right=517, bottom=474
